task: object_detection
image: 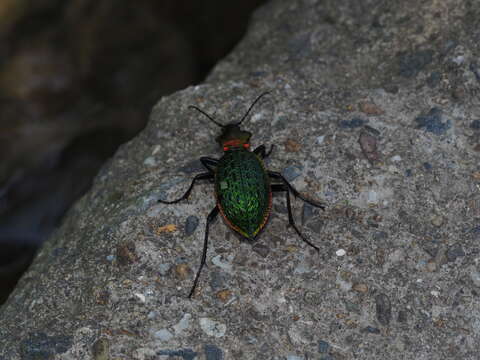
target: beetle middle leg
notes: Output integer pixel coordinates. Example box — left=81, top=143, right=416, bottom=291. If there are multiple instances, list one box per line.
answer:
left=189, top=206, right=219, bottom=298
left=271, top=184, right=319, bottom=251
left=268, top=171, right=325, bottom=209
left=158, top=172, right=213, bottom=204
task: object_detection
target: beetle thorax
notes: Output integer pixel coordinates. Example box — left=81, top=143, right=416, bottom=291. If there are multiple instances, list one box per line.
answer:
left=217, top=124, right=252, bottom=151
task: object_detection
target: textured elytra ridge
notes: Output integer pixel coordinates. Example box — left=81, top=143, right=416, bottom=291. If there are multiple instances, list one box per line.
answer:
left=215, top=149, right=271, bottom=239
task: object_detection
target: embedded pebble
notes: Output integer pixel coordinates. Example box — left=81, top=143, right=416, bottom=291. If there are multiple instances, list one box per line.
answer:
left=285, top=139, right=301, bottom=152
left=426, top=259, right=437, bottom=272
left=286, top=356, right=303, bottom=360
left=316, top=135, right=325, bottom=144
left=390, top=155, right=402, bottom=162
left=358, top=131, right=380, bottom=163
left=375, top=293, right=392, bottom=326
left=216, top=290, right=232, bottom=302
left=470, top=268, right=480, bottom=287
left=359, top=101, right=384, bottom=115
left=144, top=156, right=157, bottom=166
left=252, top=243, right=270, bottom=258
left=318, top=340, right=330, bottom=353
left=353, top=283, right=368, bottom=293
left=158, top=263, right=171, bottom=276
left=414, top=107, right=451, bottom=135
left=336, top=249, right=346, bottom=257
left=92, top=338, right=109, bottom=360
left=185, top=215, right=199, bottom=236
left=423, top=162, right=432, bottom=171
left=209, top=271, right=228, bottom=290
left=397, top=310, right=408, bottom=323
left=154, top=329, right=173, bottom=341
left=294, top=263, right=309, bottom=274
left=282, top=165, right=303, bottom=181
left=367, top=190, right=378, bottom=204
left=212, top=255, right=233, bottom=271
left=173, top=313, right=191, bottom=334
left=362, top=326, right=381, bottom=334
left=174, top=264, right=191, bottom=279
left=446, top=244, right=465, bottom=262
left=470, top=120, right=480, bottom=130
left=344, top=300, right=361, bottom=314
left=205, top=344, right=224, bottom=360
left=157, top=349, right=198, bottom=359
left=339, top=118, right=366, bottom=128
left=430, top=214, right=444, bottom=227
left=199, top=318, right=226, bottom=337
left=302, top=203, right=315, bottom=225
left=134, top=293, right=146, bottom=303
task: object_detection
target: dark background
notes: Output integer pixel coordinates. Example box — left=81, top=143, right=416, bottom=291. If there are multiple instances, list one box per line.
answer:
left=0, top=0, right=266, bottom=304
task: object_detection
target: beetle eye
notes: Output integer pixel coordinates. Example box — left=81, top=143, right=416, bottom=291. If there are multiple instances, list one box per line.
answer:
left=223, top=146, right=229, bottom=151
left=243, top=143, right=250, bottom=149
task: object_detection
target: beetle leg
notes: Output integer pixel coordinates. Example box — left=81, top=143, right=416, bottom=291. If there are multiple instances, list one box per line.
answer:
left=271, top=184, right=319, bottom=252
left=189, top=206, right=219, bottom=298
left=268, top=171, right=325, bottom=210
left=253, top=144, right=275, bottom=159
left=158, top=172, right=213, bottom=204
left=200, top=157, right=219, bottom=173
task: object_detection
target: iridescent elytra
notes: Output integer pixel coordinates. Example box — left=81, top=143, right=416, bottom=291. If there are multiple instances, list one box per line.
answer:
left=158, top=92, right=326, bottom=298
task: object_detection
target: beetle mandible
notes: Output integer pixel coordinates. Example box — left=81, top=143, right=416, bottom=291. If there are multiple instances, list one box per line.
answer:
left=159, top=92, right=326, bottom=298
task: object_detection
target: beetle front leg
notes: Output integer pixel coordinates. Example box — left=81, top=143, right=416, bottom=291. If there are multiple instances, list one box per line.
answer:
left=200, top=157, right=219, bottom=173
left=253, top=144, right=274, bottom=159
left=189, top=206, right=219, bottom=298
left=268, top=171, right=325, bottom=210
left=158, top=172, right=213, bottom=204
left=271, top=184, right=319, bottom=252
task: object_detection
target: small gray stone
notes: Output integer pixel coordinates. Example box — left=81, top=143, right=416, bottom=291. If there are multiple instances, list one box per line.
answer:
left=252, top=243, right=270, bottom=258
left=375, top=293, right=392, bottom=326
left=318, top=340, right=330, bottom=353
left=282, top=165, right=303, bottom=181
left=199, top=318, right=226, bottom=337
left=204, top=344, right=223, bottom=360
left=209, top=271, right=228, bottom=291
left=157, top=349, right=198, bottom=360
left=397, top=310, right=408, bottom=323
left=158, top=263, right=171, bottom=276
left=446, top=244, right=465, bottom=262
left=154, top=329, right=174, bottom=341
left=302, top=203, right=315, bottom=225
left=185, top=215, right=200, bottom=236
left=362, top=326, right=381, bottom=334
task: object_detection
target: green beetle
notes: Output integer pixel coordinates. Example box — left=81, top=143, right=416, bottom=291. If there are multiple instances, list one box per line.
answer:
left=159, top=92, right=325, bottom=298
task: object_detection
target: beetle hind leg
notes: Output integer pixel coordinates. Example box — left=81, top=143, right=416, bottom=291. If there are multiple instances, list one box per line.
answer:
left=268, top=171, right=326, bottom=209
left=189, top=206, right=219, bottom=298
left=271, top=184, right=319, bottom=252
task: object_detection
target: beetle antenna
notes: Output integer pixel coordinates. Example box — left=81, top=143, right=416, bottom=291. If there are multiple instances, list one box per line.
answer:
left=189, top=106, right=224, bottom=127
left=237, top=91, right=271, bottom=125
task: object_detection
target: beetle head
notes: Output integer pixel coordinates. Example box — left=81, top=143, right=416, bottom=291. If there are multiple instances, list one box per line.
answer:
left=188, top=92, right=270, bottom=151
left=216, top=123, right=252, bottom=151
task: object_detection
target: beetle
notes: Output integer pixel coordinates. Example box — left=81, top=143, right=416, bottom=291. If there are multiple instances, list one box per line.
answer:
left=159, top=92, right=325, bottom=298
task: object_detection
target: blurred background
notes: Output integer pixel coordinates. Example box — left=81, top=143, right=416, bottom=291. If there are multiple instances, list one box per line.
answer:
left=0, top=0, right=266, bottom=304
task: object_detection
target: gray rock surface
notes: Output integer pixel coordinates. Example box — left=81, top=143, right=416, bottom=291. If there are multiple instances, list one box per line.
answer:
left=1, top=0, right=480, bottom=359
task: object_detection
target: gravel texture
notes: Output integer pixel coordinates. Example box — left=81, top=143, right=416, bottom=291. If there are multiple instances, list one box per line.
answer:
left=1, top=0, right=480, bottom=359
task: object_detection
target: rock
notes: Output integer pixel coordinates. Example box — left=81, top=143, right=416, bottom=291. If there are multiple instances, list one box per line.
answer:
left=1, top=1, right=480, bottom=359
